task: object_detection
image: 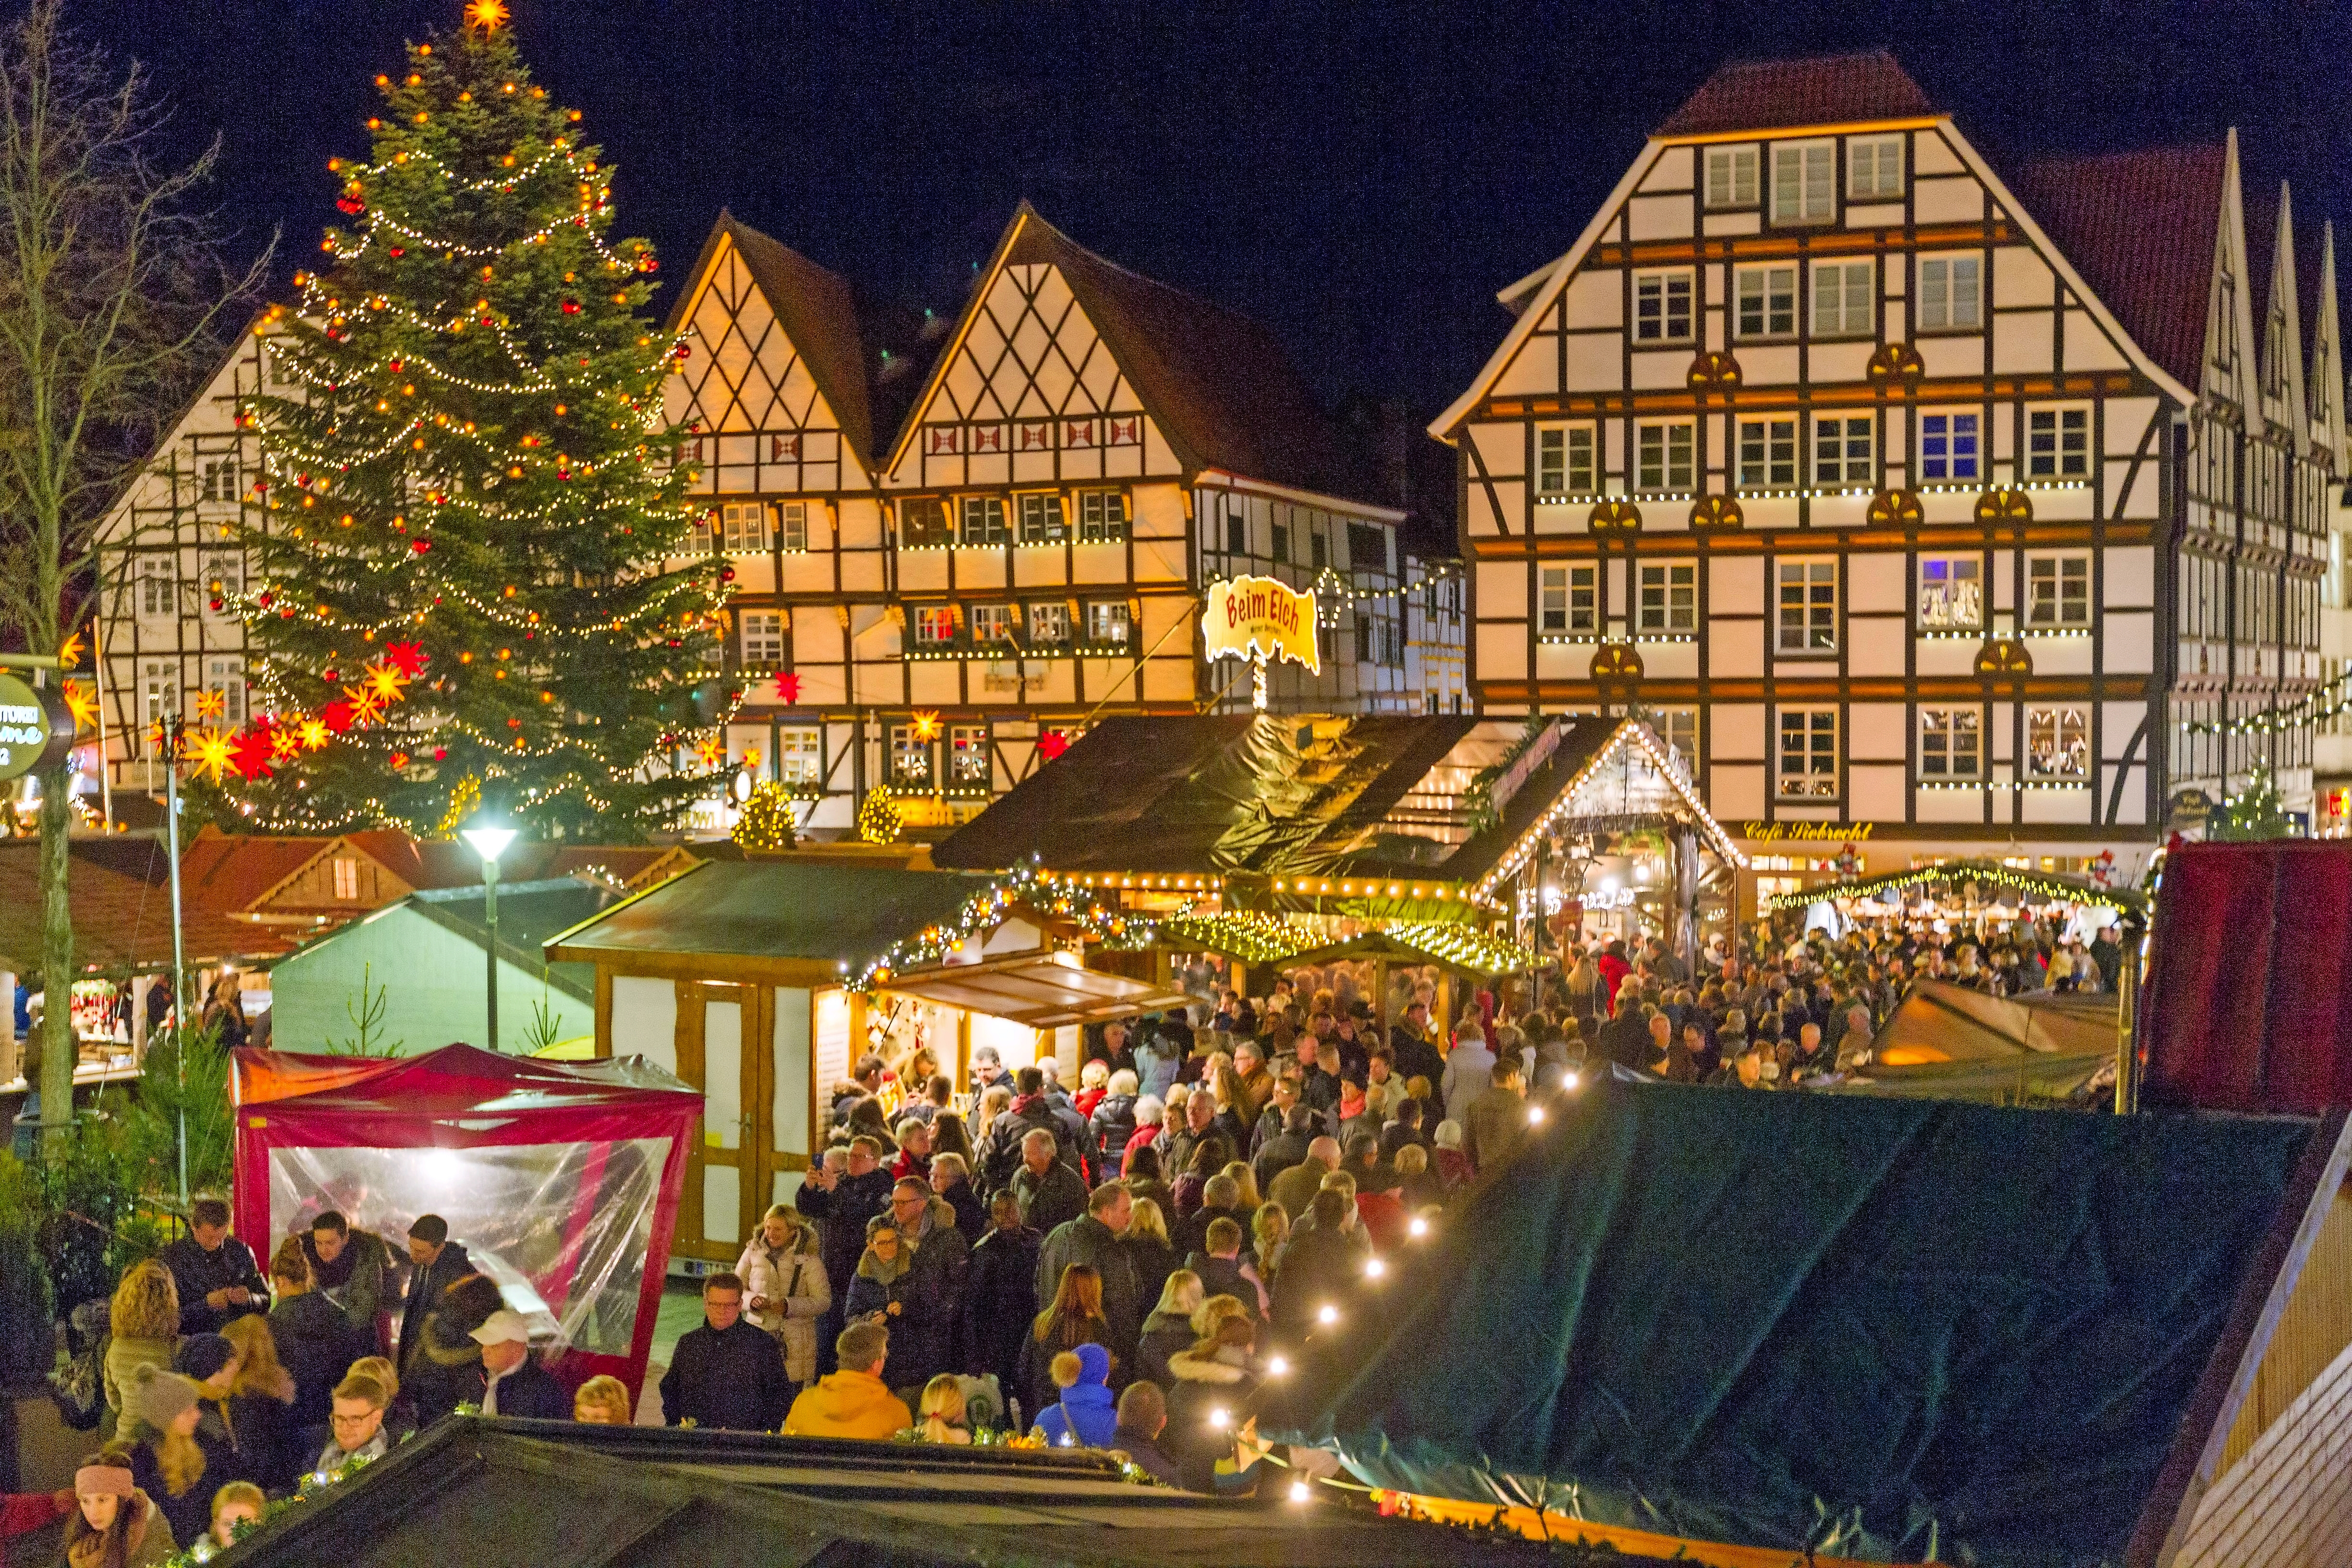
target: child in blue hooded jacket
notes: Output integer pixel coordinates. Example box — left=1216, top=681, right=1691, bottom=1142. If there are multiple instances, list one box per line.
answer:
left=1031, top=1343, right=1118, bottom=1448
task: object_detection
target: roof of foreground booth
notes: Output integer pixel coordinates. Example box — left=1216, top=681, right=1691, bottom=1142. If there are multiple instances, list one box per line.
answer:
left=232, top=1041, right=699, bottom=1117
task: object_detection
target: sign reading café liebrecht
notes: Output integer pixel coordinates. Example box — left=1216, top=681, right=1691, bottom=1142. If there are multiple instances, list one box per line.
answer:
left=1204, top=576, right=1319, bottom=672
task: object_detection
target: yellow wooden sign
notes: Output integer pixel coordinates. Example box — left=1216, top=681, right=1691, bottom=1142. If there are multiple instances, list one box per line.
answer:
left=1203, top=576, right=1319, bottom=674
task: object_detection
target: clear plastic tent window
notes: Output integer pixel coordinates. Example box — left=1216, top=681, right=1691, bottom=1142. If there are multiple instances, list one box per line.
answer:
left=268, top=1137, right=672, bottom=1356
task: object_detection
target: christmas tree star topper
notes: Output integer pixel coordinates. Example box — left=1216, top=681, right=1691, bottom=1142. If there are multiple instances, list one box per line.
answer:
left=466, top=0, right=509, bottom=31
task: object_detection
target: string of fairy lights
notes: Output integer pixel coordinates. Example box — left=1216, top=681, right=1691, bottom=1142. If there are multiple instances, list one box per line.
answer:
left=2176, top=669, right=2352, bottom=738
left=854, top=864, right=1151, bottom=992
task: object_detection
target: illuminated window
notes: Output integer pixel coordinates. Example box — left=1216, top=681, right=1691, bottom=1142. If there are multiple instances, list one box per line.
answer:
left=889, top=725, right=931, bottom=786
left=1027, top=602, right=1068, bottom=645
left=970, top=604, right=1014, bottom=645
left=1017, top=493, right=1065, bottom=544
left=1777, top=708, right=1839, bottom=799
left=1086, top=601, right=1131, bottom=644
left=912, top=607, right=956, bottom=646
left=720, top=502, right=768, bottom=553
left=2026, top=707, right=2089, bottom=778
left=949, top=724, right=991, bottom=785
left=1918, top=556, right=1982, bottom=630
left=1920, top=708, right=1982, bottom=777
left=900, top=498, right=953, bottom=548
left=777, top=726, right=821, bottom=784
left=331, top=858, right=360, bottom=900
left=1776, top=559, right=1838, bottom=653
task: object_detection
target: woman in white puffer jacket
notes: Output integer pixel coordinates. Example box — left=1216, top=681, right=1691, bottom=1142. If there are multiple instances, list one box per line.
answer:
left=734, top=1204, right=831, bottom=1386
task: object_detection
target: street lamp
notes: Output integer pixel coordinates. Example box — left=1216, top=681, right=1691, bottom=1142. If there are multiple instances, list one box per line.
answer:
left=460, top=819, right=517, bottom=1052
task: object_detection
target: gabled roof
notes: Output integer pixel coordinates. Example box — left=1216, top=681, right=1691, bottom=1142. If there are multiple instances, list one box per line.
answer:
left=899, top=205, right=1384, bottom=509
left=1654, top=49, right=1936, bottom=139
left=1269, top=1078, right=2350, bottom=1568
left=0, top=838, right=285, bottom=973
left=179, top=827, right=339, bottom=915
left=334, top=830, right=694, bottom=894
left=297, top=878, right=614, bottom=1001
left=545, top=859, right=997, bottom=971
left=2009, top=142, right=2228, bottom=391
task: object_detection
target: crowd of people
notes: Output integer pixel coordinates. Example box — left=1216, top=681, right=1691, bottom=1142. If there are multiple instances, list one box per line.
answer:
left=0, top=906, right=2133, bottom=1560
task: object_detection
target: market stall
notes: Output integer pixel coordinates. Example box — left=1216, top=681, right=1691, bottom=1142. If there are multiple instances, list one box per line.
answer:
left=230, top=1043, right=702, bottom=1400
left=543, top=859, right=1190, bottom=1266
left=1759, top=856, right=2143, bottom=943
left=1829, top=978, right=2118, bottom=1103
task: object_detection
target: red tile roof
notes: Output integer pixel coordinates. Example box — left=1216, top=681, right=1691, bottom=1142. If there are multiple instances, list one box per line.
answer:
left=1007, top=206, right=1383, bottom=508
left=2009, top=143, right=2226, bottom=391
left=0, top=838, right=287, bottom=973
left=1655, top=50, right=1935, bottom=139
left=178, top=827, right=336, bottom=915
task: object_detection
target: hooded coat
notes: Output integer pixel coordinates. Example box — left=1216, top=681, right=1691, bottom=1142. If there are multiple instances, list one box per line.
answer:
left=1032, top=1341, right=1118, bottom=1448
left=404, top=1303, right=491, bottom=1429
left=1162, top=1341, right=1262, bottom=1495
left=734, top=1218, right=831, bottom=1385
left=782, top=1369, right=911, bottom=1441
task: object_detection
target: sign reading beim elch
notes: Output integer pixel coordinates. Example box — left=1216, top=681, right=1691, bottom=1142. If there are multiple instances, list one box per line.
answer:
left=1203, top=576, right=1320, bottom=674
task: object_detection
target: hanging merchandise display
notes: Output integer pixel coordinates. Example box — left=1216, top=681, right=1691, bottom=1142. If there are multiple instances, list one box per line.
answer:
left=221, top=22, right=735, bottom=838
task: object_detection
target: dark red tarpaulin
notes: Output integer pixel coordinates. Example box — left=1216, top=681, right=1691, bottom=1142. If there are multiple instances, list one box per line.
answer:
left=232, top=1045, right=701, bottom=1402
left=2142, top=839, right=2352, bottom=1114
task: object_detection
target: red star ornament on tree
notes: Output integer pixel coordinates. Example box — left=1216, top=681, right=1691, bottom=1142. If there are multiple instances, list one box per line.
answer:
left=384, top=640, right=429, bottom=678
left=229, top=728, right=279, bottom=781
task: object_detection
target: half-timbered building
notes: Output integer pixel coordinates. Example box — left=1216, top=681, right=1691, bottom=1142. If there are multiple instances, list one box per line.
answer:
left=1433, top=51, right=2348, bottom=893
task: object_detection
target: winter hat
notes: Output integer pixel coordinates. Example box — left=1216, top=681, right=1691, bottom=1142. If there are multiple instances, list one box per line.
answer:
left=129, top=1364, right=201, bottom=1431
left=1073, top=1341, right=1111, bottom=1387
left=174, top=1334, right=236, bottom=1384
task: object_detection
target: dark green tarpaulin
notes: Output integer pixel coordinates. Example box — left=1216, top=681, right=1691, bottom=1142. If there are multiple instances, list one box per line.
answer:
left=1266, top=1080, right=2320, bottom=1567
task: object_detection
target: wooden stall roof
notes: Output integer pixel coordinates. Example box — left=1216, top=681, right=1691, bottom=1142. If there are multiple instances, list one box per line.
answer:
left=882, top=954, right=1196, bottom=1028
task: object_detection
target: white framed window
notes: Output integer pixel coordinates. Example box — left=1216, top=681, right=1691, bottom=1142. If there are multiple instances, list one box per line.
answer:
left=1847, top=135, right=1904, bottom=199
left=1636, top=561, right=1697, bottom=634
left=1655, top=707, right=1698, bottom=773
left=948, top=723, right=991, bottom=785
left=888, top=724, right=932, bottom=786
left=1087, top=600, right=1131, bottom=644
left=204, top=657, right=245, bottom=727
left=1776, top=708, right=1840, bottom=799
left=687, top=511, right=716, bottom=553
left=1738, top=418, right=1797, bottom=488
left=2026, top=408, right=2091, bottom=479
left=777, top=726, right=821, bottom=784
left=1917, top=256, right=1982, bottom=331
left=1918, top=556, right=1983, bottom=631
left=139, top=661, right=177, bottom=733
left=200, top=551, right=241, bottom=613
left=1776, top=559, right=1838, bottom=653
left=1920, top=708, right=1983, bottom=779
left=1539, top=564, right=1597, bottom=636
left=1812, top=259, right=1874, bottom=337
left=776, top=502, right=809, bottom=551
left=1705, top=146, right=1758, bottom=208
left=1633, top=270, right=1694, bottom=343
left=1812, top=414, right=1874, bottom=487
left=331, top=857, right=361, bottom=901
left=2026, top=553, right=2092, bottom=628
left=1770, top=140, right=1835, bottom=224
left=138, top=556, right=175, bottom=618
left=1920, top=412, right=1980, bottom=481
left=1027, top=601, right=1069, bottom=645
left=1635, top=420, right=1695, bottom=491
left=720, top=501, right=768, bottom=554
left=740, top=611, right=784, bottom=666
left=1017, top=492, right=1065, bottom=545
left=900, top=497, right=953, bottom=548
left=959, top=495, right=1008, bottom=546
left=198, top=456, right=239, bottom=503
left=1535, top=424, right=1596, bottom=496
left=970, top=603, right=1014, bottom=645
left=2026, top=707, right=2089, bottom=779
left=1078, top=490, right=1129, bottom=543
left=1735, top=265, right=1797, bottom=338
left=912, top=606, right=956, bottom=646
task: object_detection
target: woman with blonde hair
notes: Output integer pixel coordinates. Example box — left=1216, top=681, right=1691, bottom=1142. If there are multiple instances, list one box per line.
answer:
left=121, top=1365, right=216, bottom=1550
left=915, top=1373, right=970, bottom=1443
left=1122, top=1198, right=1178, bottom=1316
left=1219, top=1160, right=1263, bottom=1216
left=1017, top=1263, right=1111, bottom=1421
left=218, top=1314, right=297, bottom=1489
left=972, top=1084, right=1013, bottom=1151
left=1135, top=1269, right=1204, bottom=1386
left=1251, top=1201, right=1291, bottom=1284
left=572, top=1374, right=633, bottom=1425
left=735, top=1202, right=829, bottom=1386
left=103, top=1262, right=181, bottom=1441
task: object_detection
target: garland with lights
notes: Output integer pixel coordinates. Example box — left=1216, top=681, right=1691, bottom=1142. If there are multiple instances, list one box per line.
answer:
left=222, top=17, right=736, bottom=838
left=855, top=864, right=1153, bottom=992
left=2178, top=672, right=2352, bottom=738
left=1761, top=857, right=2144, bottom=914
left=731, top=779, right=799, bottom=851
left=1156, top=911, right=1328, bottom=965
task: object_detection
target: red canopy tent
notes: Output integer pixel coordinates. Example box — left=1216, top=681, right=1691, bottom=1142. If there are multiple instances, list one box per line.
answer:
left=232, top=1044, right=700, bottom=1400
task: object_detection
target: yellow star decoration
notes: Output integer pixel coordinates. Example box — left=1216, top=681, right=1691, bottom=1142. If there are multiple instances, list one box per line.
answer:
left=298, top=718, right=331, bottom=751
left=910, top=709, right=942, bottom=742
left=343, top=685, right=387, bottom=725
left=188, top=729, right=234, bottom=784
left=466, top=0, right=508, bottom=29
left=694, top=734, right=725, bottom=770
left=55, top=631, right=83, bottom=668
left=191, top=688, right=227, bottom=721
left=270, top=726, right=304, bottom=760
left=60, top=680, right=98, bottom=734
left=364, top=662, right=410, bottom=703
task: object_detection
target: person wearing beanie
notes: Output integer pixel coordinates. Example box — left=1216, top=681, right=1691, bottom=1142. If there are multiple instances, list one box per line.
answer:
left=171, top=1333, right=260, bottom=1484
left=57, top=1453, right=172, bottom=1568
left=123, top=1365, right=220, bottom=1551
left=1030, top=1342, right=1117, bottom=1449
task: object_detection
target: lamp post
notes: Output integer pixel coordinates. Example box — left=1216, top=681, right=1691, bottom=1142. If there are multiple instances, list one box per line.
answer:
left=460, top=820, right=516, bottom=1052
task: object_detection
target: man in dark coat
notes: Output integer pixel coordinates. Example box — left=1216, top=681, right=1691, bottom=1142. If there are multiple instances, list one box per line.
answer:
left=395, top=1214, right=474, bottom=1375
left=1034, top=1183, right=1141, bottom=1362
left=1010, top=1128, right=1088, bottom=1237
left=796, top=1137, right=895, bottom=1376
left=961, top=1191, right=1041, bottom=1395
left=882, top=1177, right=970, bottom=1393
left=470, top=1311, right=569, bottom=1421
left=1185, top=1215, right=1262, bottom=1321
left=1246, top=1067, right=1306, bottom=1161
left=659, top=1273, right=794, bottom=1432
left=979, top=1067, right=1077, bottom=1193
left=266, top=1243, right=351, bottom=1447
left=1386, top=1001, right=1445, bottom=1091
left=1250, top=1105, right=1317, bottom=1197
left=159, top=1197, right=270, bottom=1336
left=1271, top=1188, right=1366, bottom=1337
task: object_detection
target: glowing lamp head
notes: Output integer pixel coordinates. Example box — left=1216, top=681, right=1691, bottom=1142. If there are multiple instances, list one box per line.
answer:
left=1289, top=1480, right=1313, bottom=1504
left=1564, top=1069, right=1582, bottom=1091
left=1208, top=1407, right=1229, bottom=1429
left=461, top=822, right=517, bottom=864
left=1316, top=1304, right=1338, bottom=1325
left=1364, top=1256, right=1386, bottom=1279
left=1408, top=1216, right=1429, bottom=1238
left=1266, top=1355, right=1289, bottom=1376
left=1528, top=1104, right=1547, bottom=1126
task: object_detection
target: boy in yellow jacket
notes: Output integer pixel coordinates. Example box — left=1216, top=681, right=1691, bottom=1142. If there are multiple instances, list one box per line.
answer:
left=784, top=1321, right=912, bottom=1440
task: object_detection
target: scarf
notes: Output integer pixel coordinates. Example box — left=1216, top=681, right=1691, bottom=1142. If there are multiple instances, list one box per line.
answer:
left=857, top=1243, right=910, bottom=1287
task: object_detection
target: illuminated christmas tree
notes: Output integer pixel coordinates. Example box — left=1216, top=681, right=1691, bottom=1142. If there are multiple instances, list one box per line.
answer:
left=226, top=11, right=734, bottom=838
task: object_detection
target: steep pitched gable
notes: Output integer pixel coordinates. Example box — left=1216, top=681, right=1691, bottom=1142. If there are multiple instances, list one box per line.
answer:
left=2301, top=221, right=2347, bottom=467
left=889, top=205, right=1380, bottom=508
left=1654, top=49, right=1936, bottom=138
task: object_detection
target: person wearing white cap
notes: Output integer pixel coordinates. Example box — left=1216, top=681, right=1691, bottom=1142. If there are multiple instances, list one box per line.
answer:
left=467, top=1311, right=566, bottom=1421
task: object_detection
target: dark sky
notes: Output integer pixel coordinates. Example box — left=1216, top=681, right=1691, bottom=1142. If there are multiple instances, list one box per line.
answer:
left=76, top=0, right=2352, bottom=423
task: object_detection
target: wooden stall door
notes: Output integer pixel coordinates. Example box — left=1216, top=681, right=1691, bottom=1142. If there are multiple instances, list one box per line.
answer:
left=756, top=986, right=815, bottom=1215
left=674, top=980, right=772, bottom=1265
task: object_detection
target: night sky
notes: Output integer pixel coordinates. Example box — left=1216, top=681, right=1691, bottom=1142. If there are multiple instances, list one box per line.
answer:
left=75, top=1, right=2352, bottom=445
